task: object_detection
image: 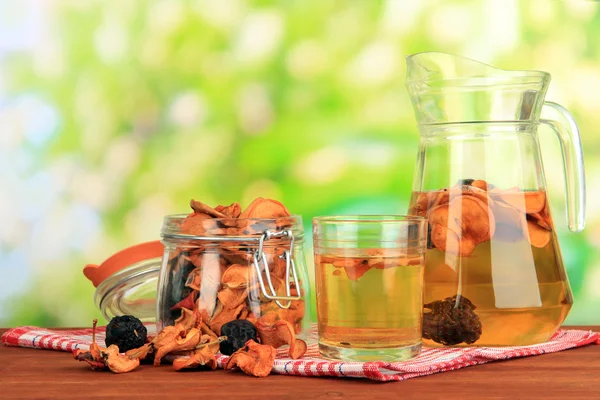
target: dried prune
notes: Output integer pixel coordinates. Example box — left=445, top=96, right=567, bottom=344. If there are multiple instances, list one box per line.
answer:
left=422, top=295, right=482, bottom=346
left=219, top=320, right=258, bottom=356
left=105, top=315, right=148, bottom=352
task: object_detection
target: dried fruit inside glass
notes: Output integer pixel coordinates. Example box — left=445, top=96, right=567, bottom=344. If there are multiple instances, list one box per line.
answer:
left=313, top=216, right=426, bottom=362
left=409, top=179, right=572, bottom=347
left=158, top=198, right=310, bottom=348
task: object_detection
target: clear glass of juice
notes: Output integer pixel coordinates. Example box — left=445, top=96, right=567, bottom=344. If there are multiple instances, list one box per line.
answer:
left=312, top=215, right=427, bottom=362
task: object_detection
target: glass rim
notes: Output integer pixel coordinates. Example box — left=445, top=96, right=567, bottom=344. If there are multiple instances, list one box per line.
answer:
left=161, top=213, right=304, bottom=240
left=312, top=215, right=426, bottom=224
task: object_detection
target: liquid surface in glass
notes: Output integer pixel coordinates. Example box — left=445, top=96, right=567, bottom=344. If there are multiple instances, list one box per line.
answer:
left=315, top=250, right=423, bottom=360
left=408, top=181, right=572, bottom=347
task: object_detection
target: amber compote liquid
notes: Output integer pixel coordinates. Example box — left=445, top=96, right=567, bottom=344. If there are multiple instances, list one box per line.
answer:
left=409, top=181, right=572, bottom=347
left=315, top=250, right=424, bottom=361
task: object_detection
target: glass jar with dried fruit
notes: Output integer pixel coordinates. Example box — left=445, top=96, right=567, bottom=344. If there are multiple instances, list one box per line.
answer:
left=405, top=52, right=586, bottom=347
left=157, top=198, right=310, bottom=340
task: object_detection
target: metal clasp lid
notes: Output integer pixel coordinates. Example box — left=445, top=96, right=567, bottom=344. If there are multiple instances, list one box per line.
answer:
left=252, top=229, right=302, bottom=309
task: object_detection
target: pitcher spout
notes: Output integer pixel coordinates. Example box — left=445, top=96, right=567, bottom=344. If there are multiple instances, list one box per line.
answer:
left=405, top=52, right=551, bottom=125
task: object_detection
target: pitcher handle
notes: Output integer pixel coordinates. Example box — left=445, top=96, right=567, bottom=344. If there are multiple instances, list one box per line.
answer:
left=540, top=102, right=586, bottom=232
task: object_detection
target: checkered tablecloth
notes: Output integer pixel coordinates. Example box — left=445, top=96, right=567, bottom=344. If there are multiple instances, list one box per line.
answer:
left=2, top=324, right=598, bottom=382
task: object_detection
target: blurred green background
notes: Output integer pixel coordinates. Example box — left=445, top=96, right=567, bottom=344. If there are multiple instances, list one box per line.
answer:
left=1, top=0, right=599, bottom=327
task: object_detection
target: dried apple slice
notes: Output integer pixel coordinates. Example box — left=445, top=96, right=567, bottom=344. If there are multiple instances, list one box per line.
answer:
left=492, top=189, right=545, bottom=214
left=185, top=268, right=202, bottom=290
left=343, top=263, right=371, bottom=280
left=224, top=340, right=277, bottom=378
left=172, top=345, right=218, bottom=371
left=255, top=313, right=307, bottom=359
left=217, top=287, right=248, bottom=309
left=526, top=219, right=552, bottom=248
left=278, top=299, right=305, bottom=327
left=190, top=199, right=227, bottom=218
left=529, top=211, right=551, bottom=230
left=452, top=195, right=495, bottom=243
left=104, top=345, right=141, bottom=373
left=154, top=328, right=202, bottom=366
left=524, top=191, right=546, bottom=214
left=431, top=190, right=450, bottom=208
left=215, top=202, right=242, bottom=218
left=208, top=303, right=245, bottom=335
left=239, top=197, right=291, bottom=219
left=428, top=195, right=494, bottom=256
left=221, top=264, right=253, bottom=289
left=174, top=307, right=197, bottom=330
left=412, top=192, right=433, bottom=217
left=180, top=212, right=212, bottom=235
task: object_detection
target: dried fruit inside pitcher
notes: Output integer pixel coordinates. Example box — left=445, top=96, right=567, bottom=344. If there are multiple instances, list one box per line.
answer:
left=410, top=179, right=553, bottom=256
left=409, top=179, right=572, bottom=347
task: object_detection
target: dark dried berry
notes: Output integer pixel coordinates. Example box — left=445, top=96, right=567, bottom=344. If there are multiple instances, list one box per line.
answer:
left=422, top=295, right=482, bottom=346
left=105, top=315, right=148, bottom=352
left=219, top=320, right=258, bottom=356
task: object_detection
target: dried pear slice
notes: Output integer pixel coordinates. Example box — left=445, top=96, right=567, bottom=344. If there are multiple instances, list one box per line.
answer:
left=492, top=190, right=545, bottom=214
left=471, top=179, right=489, bottom=191
left=428, top=195, right=494, bottom=256
left=526, top=219, right=552, bottom=248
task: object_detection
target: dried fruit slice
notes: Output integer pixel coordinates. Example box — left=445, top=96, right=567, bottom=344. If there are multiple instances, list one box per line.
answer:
left=470, top=179, right=489, bottom=191
left=215, top=202, right=242, bottom=218
left=185, top=267, right=202, bottom=290
left=431, top=190, right=450, bottom=208
left=492, top=190, right=546, bottom=214
left=343, top=263, right=371, bottom=280
left=529, top=200, right=552, bottom=231
left=208, top=303, right=246, bottom=335
left=428, top=195, right=494, bottom=257
left=174, top=307, right=197, bottom=331
left=221, top=264, right=253, bottom=289
left=190, top=199, right=227, bottom=218
left=277, top=299, right=305, bottom=328
left=413, top=192, right=433, bottom=217
left=103, top=345, right=141, bottom=373
left=217, top=288, right=248, bottom=309
left=255, top=313, right=307, bottom=359
left=172, top=345, right=218, bottom=371
left=431, top=223, right=475, bottom=256
left=239, top=197, right=291, bottom=219
left=170, top=291, right=197, bottom=311
left=180, top=212, right=212, bottom=235
left=154, top=328, right=202, bottom=366
left=526, top=219, right=552, bottom=248
left=225, top=340, right=277, bottom=378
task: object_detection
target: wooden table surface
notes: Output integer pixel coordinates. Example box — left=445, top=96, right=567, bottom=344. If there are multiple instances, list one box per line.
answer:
left=1, top=327, right=599, bottom=400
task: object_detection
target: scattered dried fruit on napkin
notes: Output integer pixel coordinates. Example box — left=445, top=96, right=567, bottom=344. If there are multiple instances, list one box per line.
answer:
left=224, top=340, right=277, bottom=378
left=73, top=319, right=142, bottom=373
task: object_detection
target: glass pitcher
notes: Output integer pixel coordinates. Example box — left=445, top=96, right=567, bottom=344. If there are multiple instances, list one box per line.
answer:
left=405, top=52, right=586, bottom=347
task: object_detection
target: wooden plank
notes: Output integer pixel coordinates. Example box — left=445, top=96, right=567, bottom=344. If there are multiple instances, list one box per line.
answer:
left=0, top=328, right=599, bottom=399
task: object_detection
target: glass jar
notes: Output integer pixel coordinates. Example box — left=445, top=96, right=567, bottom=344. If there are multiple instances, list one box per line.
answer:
left=86, top=241, right=164, bottom=322
left=157, top=214, right=310, bottom=336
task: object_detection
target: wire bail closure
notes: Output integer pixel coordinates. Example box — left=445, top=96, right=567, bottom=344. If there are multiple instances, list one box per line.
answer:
left=252, top=229, right=302, bottom=309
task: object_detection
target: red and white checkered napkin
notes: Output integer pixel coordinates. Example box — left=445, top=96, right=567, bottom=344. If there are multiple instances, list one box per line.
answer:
left=2, top=324, right=599, bottom=382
